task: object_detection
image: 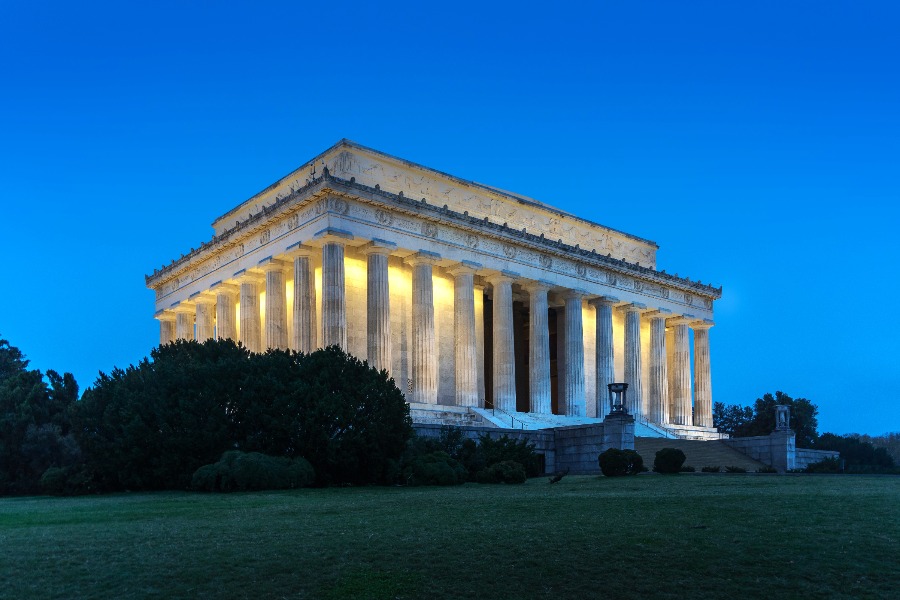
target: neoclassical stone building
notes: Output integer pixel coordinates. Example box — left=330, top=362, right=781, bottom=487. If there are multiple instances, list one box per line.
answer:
left=146, top=140, right=721, bottom=438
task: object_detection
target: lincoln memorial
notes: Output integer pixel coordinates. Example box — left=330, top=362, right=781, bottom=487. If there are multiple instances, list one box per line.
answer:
left=146, top=140, right=722, bottom=440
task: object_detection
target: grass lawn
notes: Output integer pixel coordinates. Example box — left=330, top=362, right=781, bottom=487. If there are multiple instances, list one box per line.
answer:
left=1, top=474, right=897, bottom=599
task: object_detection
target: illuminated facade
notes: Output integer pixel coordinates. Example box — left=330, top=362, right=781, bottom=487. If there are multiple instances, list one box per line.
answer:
left=146, top=140, right=722, bottom=438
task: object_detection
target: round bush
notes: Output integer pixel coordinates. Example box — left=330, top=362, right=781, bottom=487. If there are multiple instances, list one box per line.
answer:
left=598, top=449, right=644, bottom=477
left=476, top=460, right=527, bottom=484
left=191, top=451, right=315, bottom=492
left=653, top=447, right=687, bottom=474
left=403, top=451, right=467, bottom=486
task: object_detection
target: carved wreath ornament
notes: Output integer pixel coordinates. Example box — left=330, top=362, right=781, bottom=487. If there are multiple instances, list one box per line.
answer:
left=502, top=244, right=517, bottom=258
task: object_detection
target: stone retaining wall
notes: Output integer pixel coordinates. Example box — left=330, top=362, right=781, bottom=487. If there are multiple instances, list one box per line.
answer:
left=795, top=448, right=840, bottom=470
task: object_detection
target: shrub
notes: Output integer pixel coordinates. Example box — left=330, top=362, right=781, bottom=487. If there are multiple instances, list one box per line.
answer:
left=473, top=435, right=541, bottom=478
left=191, top=451, right=315, bottom=492
left=757, top=466, right=778, bottom=473
left=724, top=466, right=747, bottom=473
left=402, top=451, right=467, bottom=486
left=476, top=460, right=527, bottom=484
left=653, top=448, right=687, bottom=474
left=805, top=457, right=841, bottom=473
left=598, top=449, right=644, bottom=477
left=701, top=466, right=720, bottom=473
left=680, top=465, right=696, bottom=472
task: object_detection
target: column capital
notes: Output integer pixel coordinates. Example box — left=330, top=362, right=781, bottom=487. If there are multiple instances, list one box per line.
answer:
left=210, top=281, right=240, bottom=297
left=561, top=289, right=588, bottom=302
left=359, top=238, right=398, bottom=256
left=189, top=290, right=217, bottom=305
left=310, top=227, right=354, bottom=246
left=617, top=302, right=647, bottom=313
left=154, top=309, right=176, bottom=322
left=588, top=295, right=620, bottom=308
left=643, top=308, right=673, bottom=321
left=521, top=279, right=554, bottom=294
left=171, top=301, right=196, bottom=314
left=282, top=242, right=316, bottom=258
left=448, top=260, right=482, bottom=277
left=404, top=250, right=441, bottom=266
left=691, top=319, right=715, bottom=331
left=233, top=268, right=265, bottom=284
left=666, top=314, right=696, bottom=327
left=258, top=256, right=289, bottom=273
left=485, top=270, right=520, bottom=286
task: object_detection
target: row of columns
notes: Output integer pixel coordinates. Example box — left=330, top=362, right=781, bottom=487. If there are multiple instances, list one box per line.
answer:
left=158, top=238, right=713, bottom=427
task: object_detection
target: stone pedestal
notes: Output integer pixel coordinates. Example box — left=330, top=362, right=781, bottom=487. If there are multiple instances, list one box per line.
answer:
left=525, top=282, right=551, bottom=414
left=602, top=412, right=636, bottom=452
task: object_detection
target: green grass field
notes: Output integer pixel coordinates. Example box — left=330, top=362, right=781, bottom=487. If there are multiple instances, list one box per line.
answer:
left=1, top=475, right=897, bottom=599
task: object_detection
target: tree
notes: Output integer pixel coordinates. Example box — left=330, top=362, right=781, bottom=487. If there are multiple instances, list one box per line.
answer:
left=815, top=433, right=895, bottom=471
left=715, top=392, right=819, bottom=447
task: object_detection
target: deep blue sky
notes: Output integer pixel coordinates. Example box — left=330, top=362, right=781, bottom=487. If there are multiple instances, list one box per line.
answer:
left=1, top=1, right=897, bottom=435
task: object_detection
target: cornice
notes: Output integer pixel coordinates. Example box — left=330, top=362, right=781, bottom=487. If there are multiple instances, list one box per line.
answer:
left=146, top=170, right=722, bottom=300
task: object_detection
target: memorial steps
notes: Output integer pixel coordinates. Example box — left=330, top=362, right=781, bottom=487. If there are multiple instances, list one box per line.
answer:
left=634, top=437, right=768, bottom=472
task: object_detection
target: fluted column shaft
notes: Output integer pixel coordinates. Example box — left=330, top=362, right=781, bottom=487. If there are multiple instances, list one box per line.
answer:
left=410, top=257, right=437, bottom=404
left=322, top=242, right=347, bottom=349
left=563, top=292, right=586, bottom=417
left=590, top=296, right=617, bottom=417
left=263, top=263, right=287, bottom=350
left=158, top=315, right=176, bottom=345
left=648, top=315, right=669, bottom=424
left=175, top=309, right=194, bottom=342
left=239, top=279, right=262, bottom=353
left=490, top=275, right=516, bottom=412
left=527, top=284, right=551, bottom=414
left=452, top=266, right=479, bottom=407
left=670, top=319, right=692, bottom=425
left=195, top=299, right=216, bottom=342
left=366, top=248, right=392, bottom=373
left=215, top=287, right=237, bottom=341
left=623, top=305, right=645, bottom=416
left=693, top=324, right=714, bottom=427
left=291, top=252, right=316, bottom=353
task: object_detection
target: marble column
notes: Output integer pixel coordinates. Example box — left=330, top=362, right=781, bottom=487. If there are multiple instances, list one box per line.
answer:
left=362, top=240, right=396, bottom=374
left=668, top=316, right=693, bottom=425
left=562, top=291, right=586, bottom=417
left=195, top=295, right=217, bottom=342
left=588, top=296, right=618, bottom=417
left=214, top=284, right=238, bottom=341
left=555, top=305, right=566, bottom=410
left=260, top=258, right=288, bottom=350
left=693, top=320, right=714, bottom=428
left=236, top=270, right=264, bottom=353
left=174, top=304, right=195, bottom=341
left=474, top=284, right=486, bottom=404
left=157, top=311, right=176, bottom=345
left=647, top=309, right=672, bottom=425
left=488, top=272, right=517, bottom=412
left=285, top=244, right=316, bottom=353
left=321, top=241, right=347, bottom=349
left=621, top=303, right=646, bottom=417
left=450, top=261, right=481, bottom=407
left=525, top=282, right=551, bottom=414
left=406, top=252, right=440, bottom=405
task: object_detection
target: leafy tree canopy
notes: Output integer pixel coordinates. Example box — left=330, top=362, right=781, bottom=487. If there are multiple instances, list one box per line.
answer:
left=713, top=391, right=819, bottom=447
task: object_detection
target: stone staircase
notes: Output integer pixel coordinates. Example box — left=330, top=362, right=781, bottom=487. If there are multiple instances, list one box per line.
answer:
left=635, top=437, right=769, bottom=471
left=407, top=403, right=490, bottom=428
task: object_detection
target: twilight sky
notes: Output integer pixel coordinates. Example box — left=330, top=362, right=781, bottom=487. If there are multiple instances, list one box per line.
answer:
left=1, top=1, right=897, bottom=435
